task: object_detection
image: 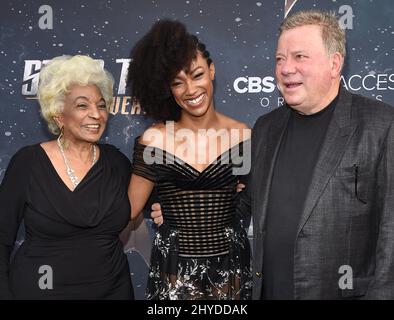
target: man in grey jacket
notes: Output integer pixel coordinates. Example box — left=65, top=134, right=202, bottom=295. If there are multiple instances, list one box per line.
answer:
left=238, top=9, right=394, bottom=299
left=151, top=9, right=394, bottom=299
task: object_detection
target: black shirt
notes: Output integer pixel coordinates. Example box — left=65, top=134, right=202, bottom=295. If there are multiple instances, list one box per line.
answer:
left=262, top=96, right=338, bottom=299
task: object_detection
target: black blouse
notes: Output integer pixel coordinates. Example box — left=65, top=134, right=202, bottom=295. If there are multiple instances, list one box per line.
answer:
left=0, top=143, right=133, bottom=299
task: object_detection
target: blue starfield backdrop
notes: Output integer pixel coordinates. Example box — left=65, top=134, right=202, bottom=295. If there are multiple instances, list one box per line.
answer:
left=0, top=0, right=393, bottom=299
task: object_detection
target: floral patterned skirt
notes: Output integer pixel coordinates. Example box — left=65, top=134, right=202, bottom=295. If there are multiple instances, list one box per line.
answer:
left=145, top=224, right=252, bottom=300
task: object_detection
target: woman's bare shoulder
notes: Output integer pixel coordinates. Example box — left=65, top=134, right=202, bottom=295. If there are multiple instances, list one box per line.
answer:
left=217, top=113, right=251, bottom=141
left=39, top=140, right=58, bottom=154
left=217, top=112, right=249, bottom=128
left=139, top=122, right=169, bottom=149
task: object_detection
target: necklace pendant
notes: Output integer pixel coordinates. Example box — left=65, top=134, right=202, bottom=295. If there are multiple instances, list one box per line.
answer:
left=57, top=135, right=96, bottom=190
left=71, top=177, right=79, bottom=186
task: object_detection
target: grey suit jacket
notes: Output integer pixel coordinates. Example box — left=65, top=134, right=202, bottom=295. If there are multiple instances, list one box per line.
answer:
left=237, top=88, right=394, bottom=299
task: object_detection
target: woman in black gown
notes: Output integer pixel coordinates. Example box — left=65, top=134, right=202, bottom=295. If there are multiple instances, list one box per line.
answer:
left=0, top=55, right=134, bottom=299
left=127, top=20, right=252, bottom=300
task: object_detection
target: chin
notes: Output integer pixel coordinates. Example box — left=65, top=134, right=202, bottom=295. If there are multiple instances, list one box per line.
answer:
left=183, top=106, right=209, bottom=117
left=83, top=135, right=102, bottom=143
left=194, top=109, right=210, bottom=118
left=283, top=95, right=302, bottom=106
left=285, top=100, right=299, bottom=106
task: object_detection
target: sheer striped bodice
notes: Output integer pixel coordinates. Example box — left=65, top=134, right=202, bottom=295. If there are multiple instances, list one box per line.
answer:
left=132, top=140, right=246, bottom=257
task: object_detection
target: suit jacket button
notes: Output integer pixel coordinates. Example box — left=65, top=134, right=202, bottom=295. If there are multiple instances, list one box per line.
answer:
left=255, top=272, right=262, bottom=278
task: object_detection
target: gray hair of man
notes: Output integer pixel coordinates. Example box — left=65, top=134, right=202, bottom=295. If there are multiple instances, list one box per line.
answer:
left=279, top=10, right=346, bottom=65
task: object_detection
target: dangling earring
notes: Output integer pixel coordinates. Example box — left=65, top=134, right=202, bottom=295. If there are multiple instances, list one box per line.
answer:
left=57, top=125, right=65, bottom=148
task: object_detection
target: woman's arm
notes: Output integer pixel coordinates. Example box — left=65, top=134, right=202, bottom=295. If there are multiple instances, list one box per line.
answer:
left=128, top=174, right=154, bottom=220
left=129, top=126, right=165, bottom=220
left=0, top=147, right=30, bottom=299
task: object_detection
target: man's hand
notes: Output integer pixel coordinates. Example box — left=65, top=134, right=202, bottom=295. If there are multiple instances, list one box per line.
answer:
left=151, top=203, right=163, bottom=226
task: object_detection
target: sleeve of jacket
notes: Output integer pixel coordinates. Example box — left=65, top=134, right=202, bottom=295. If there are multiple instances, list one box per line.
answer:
left=233, top=115, right=267, bottom=229
left=0, top=147, right=29, bottom=299
left=365, top=120, right=394, bottom=299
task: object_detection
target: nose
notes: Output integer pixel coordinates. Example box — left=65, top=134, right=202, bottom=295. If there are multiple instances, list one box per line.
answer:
left=279, top=58, right=296, bottom=76
left=88, top=104, right=101, bottom=119
left=184, top=79, right=198, bottom=96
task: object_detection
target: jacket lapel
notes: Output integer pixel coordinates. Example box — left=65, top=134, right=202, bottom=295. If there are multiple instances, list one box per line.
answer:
left=255, top=107, right=291, bottom=231
left=296, top=89, right=357, bottom=234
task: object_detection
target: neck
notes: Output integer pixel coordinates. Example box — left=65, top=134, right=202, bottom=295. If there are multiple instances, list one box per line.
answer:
left=60, top=136, right=96, bottom=163
left=293, top=82, right=340, bottom=115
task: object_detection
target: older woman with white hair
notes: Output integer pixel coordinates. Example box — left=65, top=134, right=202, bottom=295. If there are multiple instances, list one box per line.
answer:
left=0, top=55, right=134, bottom=299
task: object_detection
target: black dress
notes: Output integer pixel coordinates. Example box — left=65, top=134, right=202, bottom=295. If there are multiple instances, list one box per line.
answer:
left=0, top=143, right=134, bottom=299
left=132, top=139, right=252, bottom=300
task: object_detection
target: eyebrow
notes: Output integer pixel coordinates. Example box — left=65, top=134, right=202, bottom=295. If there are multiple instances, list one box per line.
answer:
left=184, top=66, right=203, bottom=76
left=173, top=66, right=204, bottom=81
left=290, top=50, right=307, bottom=55
left=74, top=96, right=89, bottom=101
left=276, top=49, right=305, bottom=56
left=73, top=96, right=105, bottom=103
left=190, top=66, right=203, bottom=73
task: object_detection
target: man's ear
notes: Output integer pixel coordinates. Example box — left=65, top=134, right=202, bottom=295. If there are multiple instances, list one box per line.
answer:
left=331, top=52, right=344, bottom=77
left=209, top=62, right=215, bottom=81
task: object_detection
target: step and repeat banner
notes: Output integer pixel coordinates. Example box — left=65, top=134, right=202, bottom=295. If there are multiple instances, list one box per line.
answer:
left=0, top=0, right=393, bottom=299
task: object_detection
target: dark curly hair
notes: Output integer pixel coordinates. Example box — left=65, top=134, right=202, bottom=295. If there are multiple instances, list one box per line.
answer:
left=126, top=19, right=212, bottom=122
